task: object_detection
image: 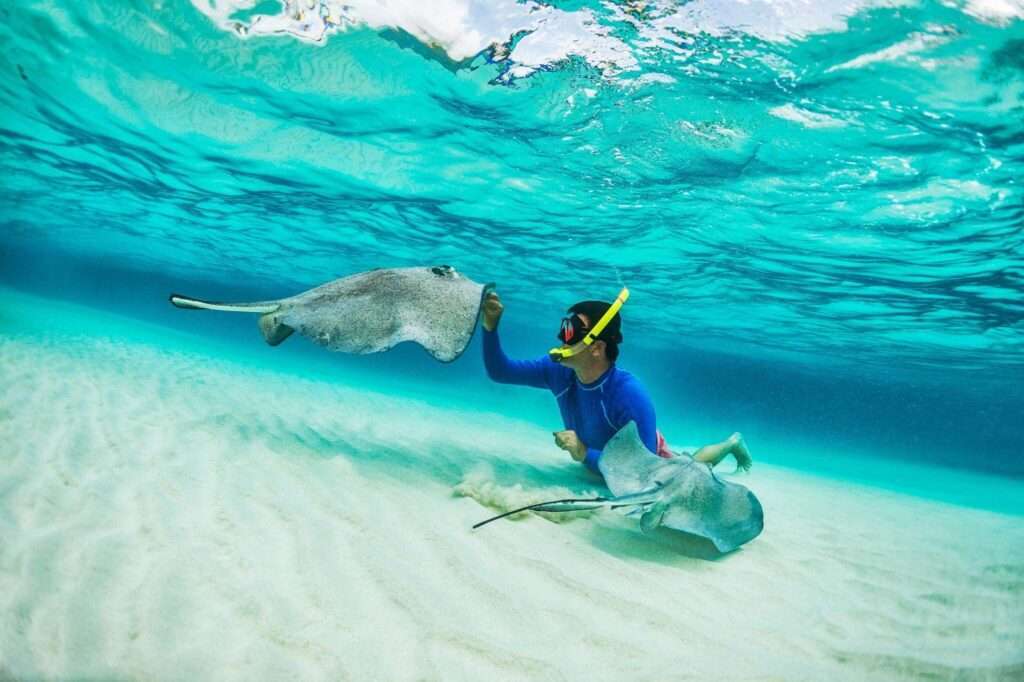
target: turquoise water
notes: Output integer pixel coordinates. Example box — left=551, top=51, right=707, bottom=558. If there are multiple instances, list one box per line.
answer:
left=3, top=5, right=1024, bottom=679
left=1, top=1, right=1022, bottom=480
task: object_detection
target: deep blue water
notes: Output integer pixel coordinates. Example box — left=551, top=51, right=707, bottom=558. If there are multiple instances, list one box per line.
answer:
left=1, top=0, right=1022, bottom=478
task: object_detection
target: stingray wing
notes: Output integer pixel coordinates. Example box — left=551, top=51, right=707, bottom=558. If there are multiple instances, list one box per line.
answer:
left=279, top=266, right=493, bottom=362
left=654, top=465, right=765, bottom=552
left=598, top=421, right=680, bottom=497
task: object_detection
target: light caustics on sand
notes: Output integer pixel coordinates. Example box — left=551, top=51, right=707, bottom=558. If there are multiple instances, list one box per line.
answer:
left=2, top=292, right=1023, bottom=681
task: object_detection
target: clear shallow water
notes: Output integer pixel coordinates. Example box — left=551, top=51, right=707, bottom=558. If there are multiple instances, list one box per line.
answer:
left=3, top=289, right=1022, bottom=681
left=5, top=284, right=1022, bottom=515
left=1, top=1, right=1023, bottom=476
left=2, top=7, right=1024, bottom=676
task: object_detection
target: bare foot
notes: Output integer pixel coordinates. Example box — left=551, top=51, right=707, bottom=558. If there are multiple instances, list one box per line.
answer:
left=728, top=432, right=752, bottom=472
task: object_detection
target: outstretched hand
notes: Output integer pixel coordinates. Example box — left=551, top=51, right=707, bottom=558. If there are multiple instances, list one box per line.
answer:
left=482, top=292, right=504, bottom=331
left=553, top=430, right=587, bottom=462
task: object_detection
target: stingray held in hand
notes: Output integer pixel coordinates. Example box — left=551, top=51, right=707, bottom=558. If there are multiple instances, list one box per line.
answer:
left=474, top=422, right=764, bottom=552
left=170, top=265, right=494, bottom=362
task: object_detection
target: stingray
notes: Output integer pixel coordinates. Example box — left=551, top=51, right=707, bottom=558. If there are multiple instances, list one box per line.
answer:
left=474, top=422, right=764, bottom=552
left=170, top=265, right=494, bottom=362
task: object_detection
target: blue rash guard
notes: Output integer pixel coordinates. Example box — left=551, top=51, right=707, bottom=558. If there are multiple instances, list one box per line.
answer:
left=483, top=328, right=658, bottom=474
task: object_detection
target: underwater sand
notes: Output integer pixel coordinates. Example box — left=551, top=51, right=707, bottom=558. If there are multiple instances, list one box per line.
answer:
left=1, top=289, right=1022, bottom=681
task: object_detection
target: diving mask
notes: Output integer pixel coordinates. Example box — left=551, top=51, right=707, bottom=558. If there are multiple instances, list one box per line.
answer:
left=548, top=287, right=629, bottom=362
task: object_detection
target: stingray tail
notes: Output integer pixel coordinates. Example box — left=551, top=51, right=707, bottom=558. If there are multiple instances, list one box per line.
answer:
left=169, top=293, right=279, bottom=314
left=169, top=293, right=293, bottom=346
left=472, top=488, right=664, bottom=530
left=472, top=497, right=609, bottom=530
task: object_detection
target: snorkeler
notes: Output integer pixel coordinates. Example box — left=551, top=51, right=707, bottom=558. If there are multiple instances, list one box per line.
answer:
left=481, top=290, right=752, bottom=474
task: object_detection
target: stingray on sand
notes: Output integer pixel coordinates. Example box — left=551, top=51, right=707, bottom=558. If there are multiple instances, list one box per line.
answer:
left=170, top=265, right=494, bottom=362
left=474, top=422, right=764, bottom=552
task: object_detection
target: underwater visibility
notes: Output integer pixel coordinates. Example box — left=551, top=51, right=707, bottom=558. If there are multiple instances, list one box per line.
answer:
left=1, top=1, right=1023, bottom=680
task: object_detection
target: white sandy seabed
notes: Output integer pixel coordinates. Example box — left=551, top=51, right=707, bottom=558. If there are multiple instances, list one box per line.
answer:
left=1, top=289, right=1022, bottom=682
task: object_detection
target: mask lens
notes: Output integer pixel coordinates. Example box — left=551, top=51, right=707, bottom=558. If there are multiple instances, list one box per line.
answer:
left=557, top=315, right=586, bottom=344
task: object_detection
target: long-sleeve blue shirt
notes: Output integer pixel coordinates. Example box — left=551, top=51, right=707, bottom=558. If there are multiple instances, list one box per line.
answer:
left=483, top=328, right=658, bottom=473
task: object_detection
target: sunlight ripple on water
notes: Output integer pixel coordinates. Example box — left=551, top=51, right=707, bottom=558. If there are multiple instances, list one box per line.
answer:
left=0, top=1, right=1021, bottom=380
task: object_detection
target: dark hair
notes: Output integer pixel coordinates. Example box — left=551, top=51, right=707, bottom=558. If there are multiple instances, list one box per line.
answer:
left=568, top=300, right=622, bottom=362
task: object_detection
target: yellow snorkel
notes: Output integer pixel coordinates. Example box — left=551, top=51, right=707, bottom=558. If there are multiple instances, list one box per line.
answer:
left=548, top=287, right=629, bottom=362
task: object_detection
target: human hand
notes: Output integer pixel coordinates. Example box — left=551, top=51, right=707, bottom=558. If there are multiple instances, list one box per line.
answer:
left=482, top=291, right=504, bottom=331
left=553, top=429, right=587, bottom=462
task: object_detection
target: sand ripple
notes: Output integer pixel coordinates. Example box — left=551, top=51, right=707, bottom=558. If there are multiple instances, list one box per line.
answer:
left=1, top=297, right=1023, bottom=681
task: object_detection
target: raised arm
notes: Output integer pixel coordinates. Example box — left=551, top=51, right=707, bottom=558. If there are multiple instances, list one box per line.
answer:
left=481, top=291, right=552, bottom=389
